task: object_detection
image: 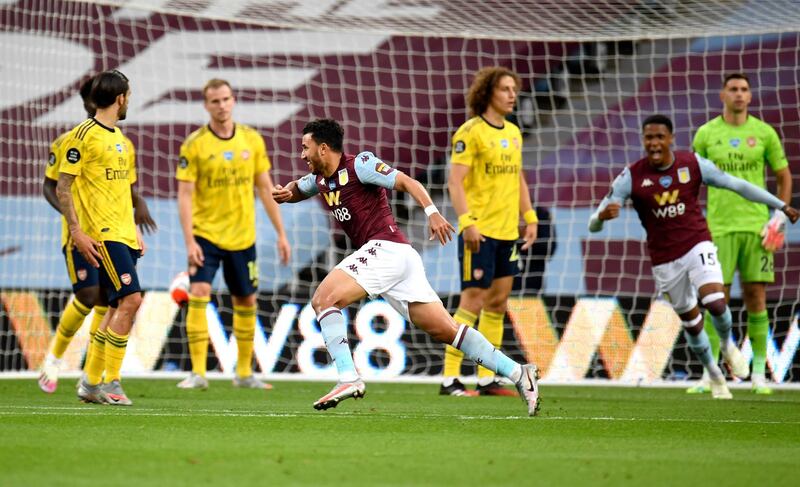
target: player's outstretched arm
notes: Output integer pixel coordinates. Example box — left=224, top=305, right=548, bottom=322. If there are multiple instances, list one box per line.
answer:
left=42, top=177, right=61, bottom=213
left=394, top=172, right=455, bottom=245
left=699, top=155, right=799, bottom=222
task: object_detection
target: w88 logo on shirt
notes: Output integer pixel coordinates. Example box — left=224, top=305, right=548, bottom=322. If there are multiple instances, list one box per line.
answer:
left=331, top=207, right=352, bottom=222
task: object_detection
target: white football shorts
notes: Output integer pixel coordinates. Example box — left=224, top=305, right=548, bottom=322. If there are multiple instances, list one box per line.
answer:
left=651, top=240, right=723, bottom=315
left=336, top=239, right=441, bottom=320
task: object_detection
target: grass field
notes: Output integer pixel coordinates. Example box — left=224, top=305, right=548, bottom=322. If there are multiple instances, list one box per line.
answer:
left=1, top=378, right=799, bottom=487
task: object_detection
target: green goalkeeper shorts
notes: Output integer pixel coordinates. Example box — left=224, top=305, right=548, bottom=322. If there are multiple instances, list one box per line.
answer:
left=714, top=232, right=774, bottom=285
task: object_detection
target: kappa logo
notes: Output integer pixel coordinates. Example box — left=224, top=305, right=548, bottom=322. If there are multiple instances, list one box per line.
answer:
left=641, top=178, right=654, bottom=187
left=120, top=273, right=132, bottom=285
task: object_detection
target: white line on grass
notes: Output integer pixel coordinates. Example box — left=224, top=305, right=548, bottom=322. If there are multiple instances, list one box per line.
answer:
left=1, top=405, right=798, bottom=424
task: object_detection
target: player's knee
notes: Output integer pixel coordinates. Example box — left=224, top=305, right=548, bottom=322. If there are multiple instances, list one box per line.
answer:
left=119, top=292, right=143, bottom=312
left=701, top=292, right=727, bottom=316
left=483, top=295, right=508, bottom=313
left=311, top=289, right=337, bottom=314
left=74, top=286, right=100, bottom=309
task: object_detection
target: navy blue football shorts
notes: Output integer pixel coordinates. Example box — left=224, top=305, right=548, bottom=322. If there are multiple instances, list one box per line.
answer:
left=458, top=234, right=520, bottom=290
left=190, top=236, right=257, bottom=297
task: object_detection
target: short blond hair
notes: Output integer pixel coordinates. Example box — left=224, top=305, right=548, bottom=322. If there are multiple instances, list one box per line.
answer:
left=203, top=79, right=233, bottom=100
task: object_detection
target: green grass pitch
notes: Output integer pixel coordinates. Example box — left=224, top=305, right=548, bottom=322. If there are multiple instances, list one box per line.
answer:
left=1, top=379, right=799, bottom=486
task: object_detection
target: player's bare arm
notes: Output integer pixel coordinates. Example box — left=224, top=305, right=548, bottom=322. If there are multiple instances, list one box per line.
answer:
left=775, top=167, right=792, bottom=204
left=256, top=171, right=291, bottom=265
left=518, top=172, right=537, bottom=250
left=177, top=180, right=204, bottom=267
left=394, top=171, right=455, bottom=245
left=131, top=187, right=157, bottom=234
left=272, top=180, right=310, bottom=204
left=42, top=176, right=61, bottom=213
left=56, top=172, right=101, bottom=267
left=448, top=162, right=483, bottom=251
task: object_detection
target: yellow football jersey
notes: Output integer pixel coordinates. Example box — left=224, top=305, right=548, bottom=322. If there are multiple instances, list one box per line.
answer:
left=47, top=130, right=137, bottom=248
left=59, top=119, right=138, bottom=249
left=176, top=124, right=271, bottom=251
left=450, top=116, right=524, bottom=240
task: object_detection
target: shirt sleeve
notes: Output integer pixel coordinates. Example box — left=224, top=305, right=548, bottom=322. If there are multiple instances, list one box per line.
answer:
left=176, top=139, right=196, bottom=182
left=297, top=173, right=320, bottom=196
left=698, top=154, right=784, bottom=209
left=44, top=136, right=63, bottom=181
left=588, top=167, right=632, bottom=232
left=354, top=151, right=398, bottom=189
left=764, top=125, right=789, bottom=172
left=252, top=129, right=272, bottom=174
left=127, top=137, right=138, bottom=186
left=450, top=125, right=477, bottom=167
left=59, top=136, right=86, bottom=177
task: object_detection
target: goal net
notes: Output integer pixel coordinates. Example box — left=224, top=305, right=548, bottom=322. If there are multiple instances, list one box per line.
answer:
left=2, top=0, right=799, bottom=384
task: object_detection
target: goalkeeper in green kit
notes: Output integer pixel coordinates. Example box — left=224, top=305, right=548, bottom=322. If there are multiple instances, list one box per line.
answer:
left=688, top=73, right=793, bottom=395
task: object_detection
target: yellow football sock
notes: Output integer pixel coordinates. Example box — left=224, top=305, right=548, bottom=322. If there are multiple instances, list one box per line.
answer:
left=84, top=306, right=108, bottom=366
left=443, top=308, right=478, bottom=377
left=233, top=304, right=257, bottom=378
left=477, top=310, right=505, bottom=379
left=104, top=328, right=129, bottom=383
left=50, top=298, right=91, bottom=359
left=84, top=330, right=107, bottom=385
left=186, top=295, right=210, bottom=376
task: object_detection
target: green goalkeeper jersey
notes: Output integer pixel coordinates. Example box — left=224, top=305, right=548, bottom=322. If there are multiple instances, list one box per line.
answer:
left=693, top=115, right=788, bottom=236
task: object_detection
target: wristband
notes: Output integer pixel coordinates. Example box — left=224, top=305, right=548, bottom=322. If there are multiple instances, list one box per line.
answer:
left=458, top=212, right=477, bottom=230
left=523, top=209, right=538, bottom=225
left=424, top=204, right=439, bottom=217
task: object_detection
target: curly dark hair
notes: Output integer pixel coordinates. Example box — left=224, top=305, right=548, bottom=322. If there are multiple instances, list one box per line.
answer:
left=466, top=66, right=521, bottom=117
left=303, top=118, right=344, bottom=152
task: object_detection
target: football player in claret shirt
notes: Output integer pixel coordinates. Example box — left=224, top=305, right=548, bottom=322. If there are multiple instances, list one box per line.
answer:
left=175, top=79, right=290, bottom=391
left=273, top=118, right=541, bottom=416
left=37, top=75, right=155, bottom=395
left=589, top=114, right=798, bottom=399
left=58, top=70, right=150, bottom=406
left=689, top=73, right=793, bottom=395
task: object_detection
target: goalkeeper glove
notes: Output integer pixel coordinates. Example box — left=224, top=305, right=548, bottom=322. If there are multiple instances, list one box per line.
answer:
left=761, top=209, right=788, bottom=252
